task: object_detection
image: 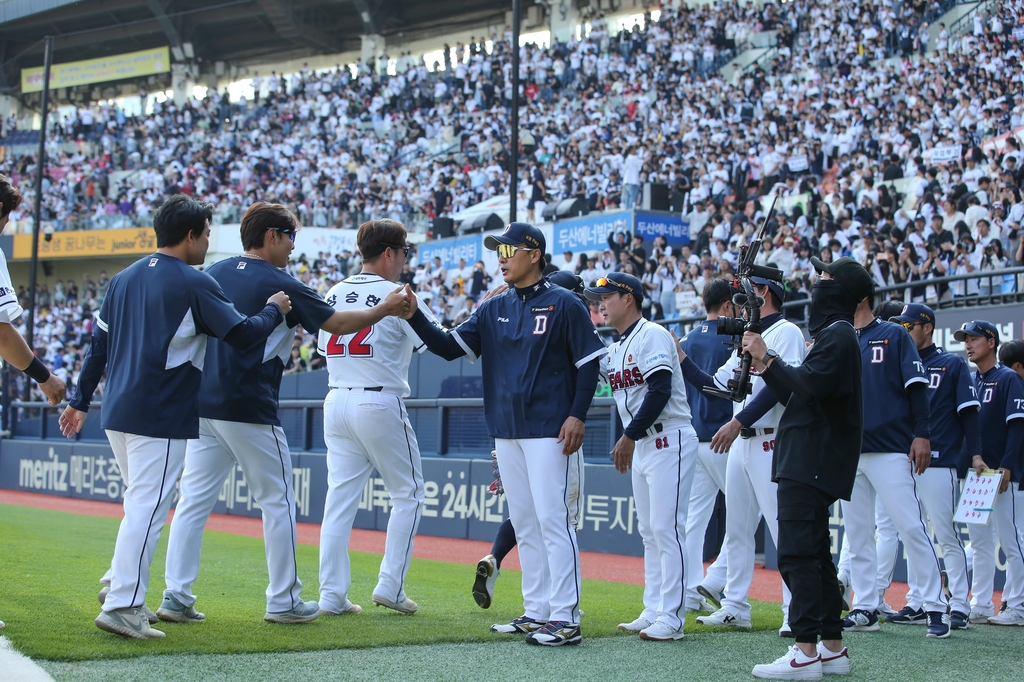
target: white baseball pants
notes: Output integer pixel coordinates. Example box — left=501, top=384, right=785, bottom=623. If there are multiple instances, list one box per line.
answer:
left=905, top=467, right=970, bottom=615
left=632, top=424, right=698, bottom=631
left=836, top=495, right=899, bottom=600
left=101, top=431, right=186, bottom=612
left=841, top=452, right=947, bottom=614
left=720, top=434, right=791, bottom=620
left=495, top=437, right=581, bottom=624
left=164, top=418, right=303, bottom=614
left=319, top=388, right=424, bottom=613
left=969, top=486, right=1024, bottom=617
left=684, top=441, right=729, bottom=610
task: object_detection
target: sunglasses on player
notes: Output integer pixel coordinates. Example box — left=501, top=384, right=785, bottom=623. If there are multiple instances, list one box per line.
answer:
left=495, top=243, right=536, bottom=259
left=898, top=321, right=919, bottom=331
left=381, top=242, right=411, bottom=258
left=268, top=227, right=297, bottom=242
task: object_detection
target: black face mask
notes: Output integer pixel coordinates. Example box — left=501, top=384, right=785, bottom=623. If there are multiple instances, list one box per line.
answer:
left=809, top=279, right=857, bottom=336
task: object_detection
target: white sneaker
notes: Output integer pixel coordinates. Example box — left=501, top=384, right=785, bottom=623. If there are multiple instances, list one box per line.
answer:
left=696, top=608, right=752, bottom=629
left=319, top=600, right=362, bottom=616
left=779, top=613, right=793, bottom=638
left=752, top=645, right=823, bottom=680
left=877, top=600, right=898, bottom=620
left=987, top=610, right=1024, bottom=626
left=639, top=621, right=685, bottom=641
left=686, top=597, right=714, bottom=613
left=968, top=609, right=994, bottom=624
left=617, top=616, right=652, bottom=632
left=817, top=642, right=850, bottom=675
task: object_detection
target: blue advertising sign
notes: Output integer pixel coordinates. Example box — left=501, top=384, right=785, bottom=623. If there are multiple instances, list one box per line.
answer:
left=634, top=210, right=690, bottom=245
left=551, top=211, right=631, bottom=254
left=417, top=235, right=481, bottom=270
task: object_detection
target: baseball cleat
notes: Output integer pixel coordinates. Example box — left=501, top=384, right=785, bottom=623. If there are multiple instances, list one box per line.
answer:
left=1000, top=600, right=1008, bottom=613
left=886, top=606, right=926, bottom=624
left=987, top=610, right=1024, bottom=626
left=686, top=597, right=714, bottom=613
left=968, top=609, right=994, bottom=624
left=525, top=621, right=581, bottom=646
left=751, top=645, right=822, bottom=680
left=842, top=609, right=879, bottom=632
left=318, top=601, right=362, bottom=616
left=639, top=621, right=685, bottom=641
left=696, top=608, right=751, bottom=629
left=95, top=607, right=165, bottom=639
left=836, top=573, right=850, bottom=611
left=617, top=616, right=652, bottom=632
left=372, top=594, right=418, bottom=614
left=98, top=587, right=158, bottom=623
left=876, top=600, right=898, bottom=620
left=949, top=611, right=970, bottom=630
left=491, top=614, right=545, bottom=634
left=816, top=642, right=850, bottom=676
left=156, top=593, right=206, bottom=623
left=696, top=584, right=723, bottom=610
left=779, top=614, right=793, bottom=638
left=472, top=554, right=499, bottom=609
left=926, top=611, right=950, bottom=638
left=98, top=585, right=110, bottom=606
left=264, top=600, right=321, bottom=624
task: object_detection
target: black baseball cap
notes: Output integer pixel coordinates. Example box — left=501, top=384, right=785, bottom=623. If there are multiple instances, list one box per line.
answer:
left=584, top=272, right=644, bottom=302
left=547, top=270, right=585, bottom=295
left=810, top=256, right=873, bottom=302
left=484, top=222, right=546, bottom=254
left=953, top=320, right=999, bottom=344
left=890, top=303, right=935, bottom=327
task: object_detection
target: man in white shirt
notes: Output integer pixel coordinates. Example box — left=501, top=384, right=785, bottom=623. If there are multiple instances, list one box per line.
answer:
left=622, top=146, right=645, bottom=209
left=686, top=200, right=711, bottom=240
left=559, top=251, right=577, bottom=272
left=767, top=236, right=796, bottom=276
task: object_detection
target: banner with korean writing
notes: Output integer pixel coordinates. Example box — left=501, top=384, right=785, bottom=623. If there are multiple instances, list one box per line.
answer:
left=552, top=210, right=631, bottom=254
left=12, top=227, right=156, bottom=260
left=417, top=235, right=481, bottom=270
left=22, top=47, right=171, bottom=94
left=929, top=143, right=963, bottom=164
left=633, top=211, right=690, bottom=245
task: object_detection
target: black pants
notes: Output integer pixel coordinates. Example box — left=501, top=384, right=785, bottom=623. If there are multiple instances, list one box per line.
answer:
left=776, top=478, right=845, bottom=644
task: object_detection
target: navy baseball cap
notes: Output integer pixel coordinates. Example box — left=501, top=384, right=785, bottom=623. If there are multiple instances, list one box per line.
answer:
left=953, top=320, right=1000, bottom=344
left=547, top=270, right=585, bottom=295
left=751, top=276, right=784, bottom=305
left=484, top=222, right=546, bottom=254
left=584, top=272, right=644, bottom=302
left=890, top=303, right=935, bottom=327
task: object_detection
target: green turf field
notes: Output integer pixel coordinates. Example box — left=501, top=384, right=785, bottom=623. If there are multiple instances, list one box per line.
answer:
left=2, top=503, right=1023, bottom=682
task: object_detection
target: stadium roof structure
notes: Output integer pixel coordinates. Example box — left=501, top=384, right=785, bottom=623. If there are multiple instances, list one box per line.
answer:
left=0, top=0, right=510, bottom=93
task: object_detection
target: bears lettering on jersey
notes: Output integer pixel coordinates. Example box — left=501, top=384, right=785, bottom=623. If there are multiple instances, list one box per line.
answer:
left=609, top=366, right=645, bottom=391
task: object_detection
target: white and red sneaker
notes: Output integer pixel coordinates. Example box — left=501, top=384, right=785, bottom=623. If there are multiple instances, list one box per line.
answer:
left=752, top=645, right=823, bottom=680
left=817, top=642, right=850, bottom=675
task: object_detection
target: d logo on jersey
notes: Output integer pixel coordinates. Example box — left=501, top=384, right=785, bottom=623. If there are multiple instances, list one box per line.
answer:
left=609, top=367, right=645, bottom=391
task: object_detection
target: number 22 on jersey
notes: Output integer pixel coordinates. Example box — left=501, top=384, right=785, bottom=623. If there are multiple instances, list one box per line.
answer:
left=326, top=326, right=375, bottom=357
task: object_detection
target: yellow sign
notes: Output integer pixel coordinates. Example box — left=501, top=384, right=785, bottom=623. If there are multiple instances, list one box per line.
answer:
left=22, top=47, right=170, bottom=94
left=13, top=228, right=156, bottom=261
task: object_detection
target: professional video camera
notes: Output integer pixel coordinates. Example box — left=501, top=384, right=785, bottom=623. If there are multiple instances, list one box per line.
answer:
left=703, top=195, right=782, bottom=403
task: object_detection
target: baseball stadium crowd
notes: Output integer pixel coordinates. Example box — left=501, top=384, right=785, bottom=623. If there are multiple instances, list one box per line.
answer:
left=4, top=0, right=1024, bottom=400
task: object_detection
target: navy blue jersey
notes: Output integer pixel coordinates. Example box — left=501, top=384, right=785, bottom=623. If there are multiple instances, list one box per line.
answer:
left=199, top=257, right=335, bottom=426
left=919, top=345, right=979, bottom=469
left=679, top=319, right=734, bottom=441
left=451, top=279, right=606, bottom=439
left=857, top=319, right=928, bottom=453
left=93, top=253, right=246, bottom=439
left=975, top=364, right=1024, bottom=480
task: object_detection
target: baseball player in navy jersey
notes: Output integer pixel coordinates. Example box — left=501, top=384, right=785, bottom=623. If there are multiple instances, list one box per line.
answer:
left=882, top=304, right=980, bottom=631
left=58, top=195, right=292, bottom=639
left=0, top=176, right=67, bottom=633
left=159, top=204, right=411, bottom=625
left=674, top=278, right=736, bottom=614
left=586, top=273, right=697, bottom=641
left=680, top=276, right=805, bottom=636
left=473, top=270, right=585, bottom=610
left=317, top=219, right=439, bottom=618
left=840, top=282, right=950, bottom=638
left=957, top=321, right=1024, bottom=626
left=406, top=222, right=605, bottom=646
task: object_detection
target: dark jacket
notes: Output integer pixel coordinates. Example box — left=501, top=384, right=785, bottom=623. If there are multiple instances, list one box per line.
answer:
left=760, top=319, right=863, bottom=500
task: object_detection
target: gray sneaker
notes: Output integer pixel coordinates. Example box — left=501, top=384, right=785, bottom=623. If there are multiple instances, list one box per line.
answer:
left=157, top=593, right=206, bottom=623
left=372, top=593, right=419, bottom=614
left=95, top=607, right=165, bottom=639
left=98, top=585, right=158, bottom=624
left=264, top=600, right=321, bottom=624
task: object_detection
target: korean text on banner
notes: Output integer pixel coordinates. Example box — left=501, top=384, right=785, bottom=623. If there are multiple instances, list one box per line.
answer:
left=553, top=211, right=631, bottom=253
left=929, top=144, right=963, bottom=164
left=12, top=227, right=156, bottom=260
left=22, top=47, right=171, bottom=94
left=418, top=235, right=481, bottom=269
left=634, top=211, right=690, bottom=245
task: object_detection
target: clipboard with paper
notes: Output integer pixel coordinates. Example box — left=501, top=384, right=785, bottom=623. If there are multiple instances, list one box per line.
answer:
left=954, top=469, right=1000, bottom=525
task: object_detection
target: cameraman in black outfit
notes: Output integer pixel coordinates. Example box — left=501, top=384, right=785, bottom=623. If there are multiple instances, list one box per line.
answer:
left=741, top=256, right=873, bottom=679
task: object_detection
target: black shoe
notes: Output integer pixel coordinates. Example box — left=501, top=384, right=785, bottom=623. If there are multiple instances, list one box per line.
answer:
left=950, top=611, right=970, bottom=630
left=886, top=606, right=927, bottom=624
